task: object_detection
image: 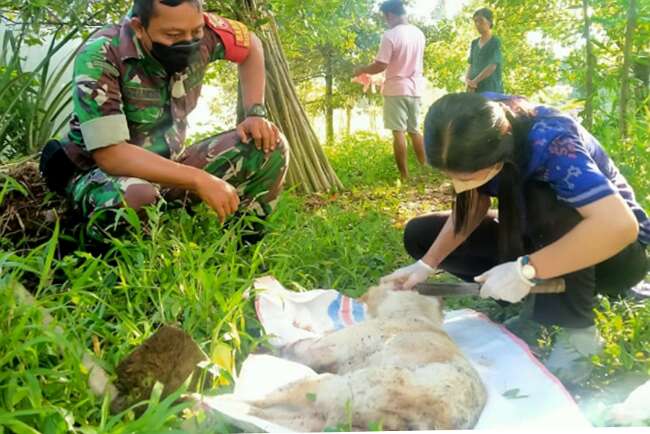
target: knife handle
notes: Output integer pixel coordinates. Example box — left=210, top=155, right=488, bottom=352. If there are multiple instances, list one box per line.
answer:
left=530, top=278, right=566, bottom=294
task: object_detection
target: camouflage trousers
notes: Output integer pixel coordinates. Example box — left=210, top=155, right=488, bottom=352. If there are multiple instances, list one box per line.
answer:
left=66, top=130, right=289, bottom=234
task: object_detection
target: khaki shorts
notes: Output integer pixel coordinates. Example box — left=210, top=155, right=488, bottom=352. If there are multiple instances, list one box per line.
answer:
left=383, top=96, right=421, bottom=133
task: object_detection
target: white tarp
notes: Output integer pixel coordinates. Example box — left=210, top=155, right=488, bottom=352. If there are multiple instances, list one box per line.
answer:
left=198, top=276, right=592, bottom=431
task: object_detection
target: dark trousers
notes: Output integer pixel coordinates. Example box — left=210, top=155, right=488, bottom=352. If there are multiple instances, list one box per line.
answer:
left=404, top=182, right=649, bottom=328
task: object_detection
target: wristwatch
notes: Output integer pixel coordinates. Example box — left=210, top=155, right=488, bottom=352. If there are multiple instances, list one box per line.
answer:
left=519, top=255, right=538, bottom=284
left=246, top=103, right=268, bottom=118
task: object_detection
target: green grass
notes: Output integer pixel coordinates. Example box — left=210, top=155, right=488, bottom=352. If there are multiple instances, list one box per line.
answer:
left=0, top=132, right=421, bottom=432
left=0, top=131, right=648, bottom=432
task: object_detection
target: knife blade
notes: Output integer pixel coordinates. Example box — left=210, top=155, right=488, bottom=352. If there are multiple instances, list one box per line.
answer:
left=414, top=278, right=566, bottom=297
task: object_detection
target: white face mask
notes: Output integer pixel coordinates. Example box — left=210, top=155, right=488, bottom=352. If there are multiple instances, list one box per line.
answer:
left=451, top=162, right=504, bottom=194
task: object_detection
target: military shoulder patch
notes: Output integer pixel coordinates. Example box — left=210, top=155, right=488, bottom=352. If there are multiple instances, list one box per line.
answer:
left=204, top=13, right=250, bottom=49
left=204, top=13, right=251, bottom=64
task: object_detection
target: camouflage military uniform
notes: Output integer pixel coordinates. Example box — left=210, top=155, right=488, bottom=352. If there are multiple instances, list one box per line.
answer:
left=58, top=13, right=288, bottom=233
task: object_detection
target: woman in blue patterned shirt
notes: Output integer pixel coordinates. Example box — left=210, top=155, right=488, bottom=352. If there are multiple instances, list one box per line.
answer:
left=382, top=92, right=649, bottom=384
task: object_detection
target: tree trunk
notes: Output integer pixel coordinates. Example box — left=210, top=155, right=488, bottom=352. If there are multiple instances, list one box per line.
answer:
left=370, top=105, right=378, bottom=132
left=232, top=0, right=343, bottom=192
left=324, top=50, right=334, bottom=145
left=345, top=105, right=352, bottom=137
left=633, top=51, right=649, bottom=115
left=582, top=0, right=594, bottom=130
left=619, top=0, right=636, bottom=139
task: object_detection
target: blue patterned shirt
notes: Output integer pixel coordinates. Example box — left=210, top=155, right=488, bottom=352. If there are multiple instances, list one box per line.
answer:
left=480, top=93, right=650, bottom=245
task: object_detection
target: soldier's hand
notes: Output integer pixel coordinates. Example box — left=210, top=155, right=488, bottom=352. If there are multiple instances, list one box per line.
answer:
left=237, top=117, right=280, bottom=154
left=195, top=173, right=240, bottom=223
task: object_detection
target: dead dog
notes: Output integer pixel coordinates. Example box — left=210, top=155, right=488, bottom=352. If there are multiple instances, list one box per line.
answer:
left=246, top=283, right=487, bottom=431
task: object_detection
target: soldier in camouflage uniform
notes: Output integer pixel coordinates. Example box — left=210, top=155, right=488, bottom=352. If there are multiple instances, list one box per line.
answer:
left=46, top=0, right=289, bottom=240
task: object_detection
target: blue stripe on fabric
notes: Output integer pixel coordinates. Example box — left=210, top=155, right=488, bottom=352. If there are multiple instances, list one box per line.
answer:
left=352, top=300, right=365, bottom=322
left=328, top=294, right=344, bottom=330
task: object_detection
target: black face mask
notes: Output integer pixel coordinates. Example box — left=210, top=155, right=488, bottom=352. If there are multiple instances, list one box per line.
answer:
left=145, top=30, right=200, bottom=76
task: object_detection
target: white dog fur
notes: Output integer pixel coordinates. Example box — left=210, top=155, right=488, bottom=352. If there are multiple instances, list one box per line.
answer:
left=246, top=283, right=487, bottom=431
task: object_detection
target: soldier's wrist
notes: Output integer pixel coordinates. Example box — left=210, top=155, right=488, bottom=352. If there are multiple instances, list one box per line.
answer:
left=245, top=103, right=268, bottom=118
left=188, top=166, right=208, bottom=192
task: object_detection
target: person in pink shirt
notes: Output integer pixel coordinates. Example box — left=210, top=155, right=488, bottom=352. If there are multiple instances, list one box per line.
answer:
left=354, top=0, right=426, bottom=181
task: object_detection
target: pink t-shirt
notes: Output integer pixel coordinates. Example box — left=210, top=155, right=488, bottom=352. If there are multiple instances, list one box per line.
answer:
left=375, top=24, right=426, bottom=97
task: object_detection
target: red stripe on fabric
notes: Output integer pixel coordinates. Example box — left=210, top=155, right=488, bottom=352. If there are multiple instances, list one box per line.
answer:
left=474, top=311, right=577, bottom=404
left=341, top=296, right=354, bottom=326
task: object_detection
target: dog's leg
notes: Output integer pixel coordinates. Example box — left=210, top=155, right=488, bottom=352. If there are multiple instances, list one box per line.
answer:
left=247, top=373, right=352, bottom=432
left=282, top=319, right=386, bottom=373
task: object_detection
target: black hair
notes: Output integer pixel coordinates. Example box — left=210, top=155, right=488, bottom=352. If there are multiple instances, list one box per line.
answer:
left=380, top=0, right=406, bottom=17
left=473, top=7, right=494, bottom=28
left=423, top=93, right=534, bottom=261
left=132, top=0, right=202, bottom=28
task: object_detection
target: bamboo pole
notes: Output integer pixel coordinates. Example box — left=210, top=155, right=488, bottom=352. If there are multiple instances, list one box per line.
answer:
left=234, top=0, right=343, bottom=193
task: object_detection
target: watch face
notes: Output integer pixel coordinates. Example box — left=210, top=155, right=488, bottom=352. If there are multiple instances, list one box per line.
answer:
left=522, top=264, right=536, bottom=280
left=248, top=104, right=267, bottom=117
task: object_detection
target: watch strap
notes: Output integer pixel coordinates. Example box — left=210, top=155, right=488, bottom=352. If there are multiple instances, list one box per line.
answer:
left=519, top=255, right=542, bottom=285
left=246, top=103, right=268, bottom=118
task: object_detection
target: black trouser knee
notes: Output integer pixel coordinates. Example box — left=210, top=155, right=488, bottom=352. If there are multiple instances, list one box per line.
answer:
left=403, top=212, right=500, bottom=283
left=523, top=182, right=596, bottom=327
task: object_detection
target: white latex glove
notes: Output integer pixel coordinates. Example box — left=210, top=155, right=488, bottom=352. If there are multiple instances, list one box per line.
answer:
left=380, top=260, right=436, bottom=291
left=474, top=259, right=534, bottom=303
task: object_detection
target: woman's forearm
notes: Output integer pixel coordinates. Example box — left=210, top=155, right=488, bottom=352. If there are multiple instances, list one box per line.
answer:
left=422, top=195, right=491, bottom=268
left=474, top=64, right=497, bottom=83
left=422, top=216, right=465, bottom=267
left=530, top=195, right=639, bottom=279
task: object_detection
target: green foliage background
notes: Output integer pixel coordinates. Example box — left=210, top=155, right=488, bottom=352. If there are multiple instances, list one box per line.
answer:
left=0, top=0, right=648, bottom=431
